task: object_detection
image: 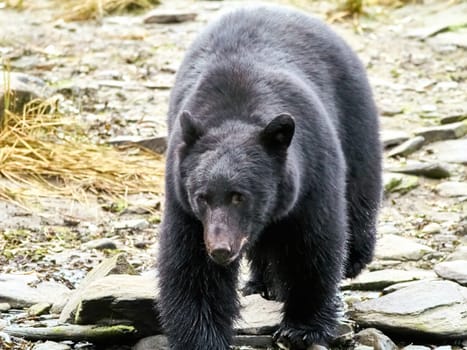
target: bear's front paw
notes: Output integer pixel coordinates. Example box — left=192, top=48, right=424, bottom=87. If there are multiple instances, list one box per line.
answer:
left=273, top=324, right=329, bottom=350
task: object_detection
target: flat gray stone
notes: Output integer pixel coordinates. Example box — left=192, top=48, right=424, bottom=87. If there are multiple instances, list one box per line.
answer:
left=414, top=122, right=467, bottom=143
left=351, top=280, right=467, bottom=340
left=107, top=135, right=167, bottom=154
left=375, top=234, right=433, bottom=261
left=446, top=246, right=467, bottom=261
left=383, top=173, right=419, bottom=194
left=436, top=181, right=467, bottom=197
left=59, top=254, right=136, bottom=322
left=32, top=341, right=71, bottom=350
left=426, top=139, right=467, bottom=164
left=387, top=136, right=425, bottom=157
left=434, top=260, right=467, bottom=285
left=0, top=274, right=70, bottom=308
left=421, top=222, right=442, bottom=235
left=381, top=130, right=410, bottom=148
left=132, top=335, right=168, bottom=350
left=387, top=162, right=450, bottom=179
left=133, top=334, right=274, bottom=350
left=403, top=346, right=431, bottom=350
left=82, top=238, right=118, bottom=250
left=428, top=29, right=467, bottom=49
left=113, top=219, right=149, bottom=231
left=28, top=302, right=51, bottom=316
left=76, top=274, right=160, bottom=334
left=236, top=294, right=282, bottom=335
left=406, top=2, right=467, bottom=39
left=0, top=303, right=11, bottom=312
left=343, top=269, right=436, bottom=291
left=144, top=10, right=197, bottom=24
left=0, top=71, right=51, bottom=122
left=355, top=328, right=397, bottom=350
left=440, top=113, right=467, bottom=125
left=382, top=278, right=441, bottom=295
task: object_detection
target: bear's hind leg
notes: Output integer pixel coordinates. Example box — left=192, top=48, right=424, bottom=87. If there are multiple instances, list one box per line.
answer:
left=344, top=179, right=380, bottom=279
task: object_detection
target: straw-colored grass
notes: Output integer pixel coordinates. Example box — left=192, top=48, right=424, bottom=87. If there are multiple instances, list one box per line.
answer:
left=56, top=0, right=160, bottom=21
left=0, top=98, right=165, bottom=208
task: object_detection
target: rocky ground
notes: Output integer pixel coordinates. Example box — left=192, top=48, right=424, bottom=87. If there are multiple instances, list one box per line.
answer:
left=0, top=0, right=466, bottom=349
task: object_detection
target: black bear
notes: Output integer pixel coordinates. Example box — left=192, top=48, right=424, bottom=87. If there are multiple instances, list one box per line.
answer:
left=158, top=5, right=381, bottom=350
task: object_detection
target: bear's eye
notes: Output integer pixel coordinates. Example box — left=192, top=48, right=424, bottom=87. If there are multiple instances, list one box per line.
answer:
left=231, top=192, right=244, bottom=206
left=196, top=194, right=208, bottom=206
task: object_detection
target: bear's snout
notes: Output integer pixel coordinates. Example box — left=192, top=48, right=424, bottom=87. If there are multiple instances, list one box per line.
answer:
left=204, top=223, right=246, bottom=266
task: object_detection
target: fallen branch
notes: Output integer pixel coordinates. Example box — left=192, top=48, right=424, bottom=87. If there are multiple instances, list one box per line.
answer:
left=4, top=324, right=138, bottom=342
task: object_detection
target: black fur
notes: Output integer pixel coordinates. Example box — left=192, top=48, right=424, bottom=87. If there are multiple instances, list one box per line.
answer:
left=158, top=5, right=382, bottom=350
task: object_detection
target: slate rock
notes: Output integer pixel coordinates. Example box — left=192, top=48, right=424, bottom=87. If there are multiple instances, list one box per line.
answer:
left=434, top=260, right=467, bottom=285
left=133, top=334, right=274, bottom=350
left=440, top=113, right=467, bottom=125
left=75, top=275, right=160, bottom=335
left=343, top=269, right=436, bottom=291
left=350, top=280, right=467, bottom=340
left=380, top=105, right=403, bottom=117
left=0, top=274, right=70, bottom=308
left=378, top=224, right=399, bottom=235
left=375, top=234, right=433, bottom=261
left=382, top=278, right=441, bottom=295
left=414, top=122, right=467, bottom=143
left=428, top=29, right=467, bottom=49
left=32, top=341, right=71, bottom=350
left=387, top=136, right=425, bottom=158
left=402, top=346, right=431, bottom=350
left=28, top=302, right=51, bottom=316
left=0, top=303, right=11, bottom=312
left=383, top=173, right=419, bottom=194
left=144, top=10, right=197, bottom=24
left=446, top=246, right=467, bottom=261
left=354, top=345, right=374, bottom=350
left=133, top=335, right=168, bottom=350
left=387, top=162, right=450, bottom=179
left=0, top=71, right=51, bottom=122
left=59, top=254, right=136, bottom=322
left=426, top=139, right=467, bottom=164
left=436, top=181, right=467, bottom=197
left=421, top=222, right=442, bottom=235
left=236, top=294, right=282, bottom=335
left=355, top=328, right=397, bottom=350
left=113, top=219, right=150, bottom=231
left=108, top=135, right=167, bottom=154
left=381, top=130, right=410, bottom=148
left=406, top=2, right=467, bottom=39
left=82, top=238, right=118, bottom=250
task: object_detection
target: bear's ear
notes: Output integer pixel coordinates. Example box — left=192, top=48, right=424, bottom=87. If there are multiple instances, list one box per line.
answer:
left=180, top=110, right=203, bottom=146
left=260, top=113, right=295, bottom=152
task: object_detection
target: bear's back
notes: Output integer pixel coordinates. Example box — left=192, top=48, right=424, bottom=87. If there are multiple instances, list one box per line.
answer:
left=168, top=6, right=363, bottom=129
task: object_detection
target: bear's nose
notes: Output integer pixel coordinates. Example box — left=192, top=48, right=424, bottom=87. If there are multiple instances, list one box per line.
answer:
left=210, top=246, right=232, bottom=265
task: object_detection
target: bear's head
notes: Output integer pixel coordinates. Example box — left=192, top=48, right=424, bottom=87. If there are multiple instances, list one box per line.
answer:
left=177, top=110, right=297, bottom=266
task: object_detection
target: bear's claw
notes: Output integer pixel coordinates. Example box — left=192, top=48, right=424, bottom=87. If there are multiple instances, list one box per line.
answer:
left=273, top=325, right=329, bottom=350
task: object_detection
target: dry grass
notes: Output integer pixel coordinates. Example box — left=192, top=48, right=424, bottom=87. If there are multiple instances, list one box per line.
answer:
left=330, top=0, right=417, bottom=19
left=0, top=98, right=165, bottom=208
left=56, top=0, right=160, bottom=21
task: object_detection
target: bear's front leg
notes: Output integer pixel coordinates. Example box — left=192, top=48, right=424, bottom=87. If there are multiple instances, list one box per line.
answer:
left=271, top=209, right=346, bottom=349
left=158, top=201, right=240, bottom=350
